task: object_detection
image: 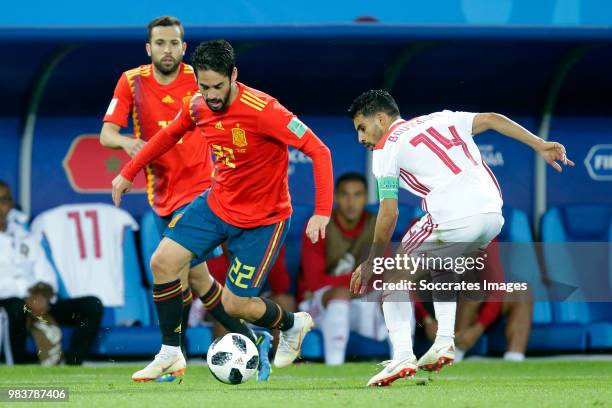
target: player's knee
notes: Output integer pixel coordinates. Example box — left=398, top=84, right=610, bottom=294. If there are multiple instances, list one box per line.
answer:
left=323, top=286, right=351, bottom=306
left=150, top=249, right=173, bottom=278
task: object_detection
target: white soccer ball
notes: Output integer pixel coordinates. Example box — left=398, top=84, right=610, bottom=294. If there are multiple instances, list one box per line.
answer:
left=207, top=333, right=259, bottom=384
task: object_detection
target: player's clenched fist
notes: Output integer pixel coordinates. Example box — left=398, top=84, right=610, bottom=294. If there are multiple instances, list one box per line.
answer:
left=123, top=138, right=147, bottom=158
left=111, top=174, right=133, bottom=207
left=305, top=215, right=330, bottom=244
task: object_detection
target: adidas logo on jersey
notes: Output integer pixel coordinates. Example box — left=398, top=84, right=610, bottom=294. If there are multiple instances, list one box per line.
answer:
left=162, top=95, right=175, bottom=104
left=215, top=121, right=224, bottom=130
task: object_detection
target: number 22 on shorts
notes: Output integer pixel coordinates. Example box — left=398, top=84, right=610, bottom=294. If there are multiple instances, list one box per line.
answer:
left=227, top=257, right=255, bottom=289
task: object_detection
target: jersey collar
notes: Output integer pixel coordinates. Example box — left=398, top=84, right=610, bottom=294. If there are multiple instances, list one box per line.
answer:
left=373, top=117, right=405, bottom=150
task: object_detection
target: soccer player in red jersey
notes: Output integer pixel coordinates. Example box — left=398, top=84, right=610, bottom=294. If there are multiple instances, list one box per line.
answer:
left=101, top=22, right=273, bottom=380
left=112, top=40, right=334, bottom=381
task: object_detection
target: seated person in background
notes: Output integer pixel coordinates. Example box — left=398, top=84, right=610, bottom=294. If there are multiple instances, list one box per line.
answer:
left=299, top=172, right=387, bottom=366
left=0, top=181, right=103, bottom=365
left=414, top=240, right=532, bottom=362
left=197, top=245, right=295, bottom=341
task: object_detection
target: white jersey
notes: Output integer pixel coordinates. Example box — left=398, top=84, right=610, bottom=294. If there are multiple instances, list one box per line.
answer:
left=373, top=111, right=502, bottom=224
left=6, top=208, right=29, bottom=240
left=30, top=203, right=138, bottom=307
left=0, top=231, right=57, bottom=299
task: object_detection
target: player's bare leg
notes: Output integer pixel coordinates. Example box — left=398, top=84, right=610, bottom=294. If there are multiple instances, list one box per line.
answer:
left=132, top=238, right=191, bottom=382
left=502, top=290, right=532, bottom=361
left=454, top=298, right=482, bottom=361
left=221, top=287, right=313, bottom=368
left=189, top=263, right=274, bottom=381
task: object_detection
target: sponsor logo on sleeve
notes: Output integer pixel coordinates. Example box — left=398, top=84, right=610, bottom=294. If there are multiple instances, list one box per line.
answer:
left=106, top=98, right=118, bottom=115
left=287, top=117, right=308, bottom=138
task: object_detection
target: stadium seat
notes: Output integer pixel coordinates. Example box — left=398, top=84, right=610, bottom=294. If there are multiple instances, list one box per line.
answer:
left=186, top=324, right=214, bottom=356
left=346, top=333, right=390, bottom=358
left=497, top=207, right=552, bottom=324
left=95, top=227, right=158, bottom=355
left=140, top=210, right=162, bottom=287
left=285, top=203, right=312, bottom=293
left=541, top=205, right=612, bottom=350
left=300, top=330, right=324, bottom=359
left=106, top=227, right=151, bottom=327
left=96, top=326, right=161, bottom=356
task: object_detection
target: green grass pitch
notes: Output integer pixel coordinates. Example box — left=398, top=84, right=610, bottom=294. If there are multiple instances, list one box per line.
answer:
left=1, top=360, right=611, bottom=407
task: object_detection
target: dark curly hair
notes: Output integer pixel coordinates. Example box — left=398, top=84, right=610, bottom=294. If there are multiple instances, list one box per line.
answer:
left=347, top=89, right=400, bottom=118
left=190, top=39, right=235, bottom=78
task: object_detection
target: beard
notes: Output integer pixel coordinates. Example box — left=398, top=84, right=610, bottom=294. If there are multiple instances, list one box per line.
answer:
left=153, top=56, right=181, bottom=76
left=206, top=91, right=231, bottom=112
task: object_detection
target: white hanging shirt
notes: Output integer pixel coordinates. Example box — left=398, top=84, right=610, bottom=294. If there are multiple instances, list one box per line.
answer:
left=30, top=203, right=138, bottom=306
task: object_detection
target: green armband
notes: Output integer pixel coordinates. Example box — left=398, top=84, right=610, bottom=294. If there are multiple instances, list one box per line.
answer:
left=377, top=176, right=399, bottom=200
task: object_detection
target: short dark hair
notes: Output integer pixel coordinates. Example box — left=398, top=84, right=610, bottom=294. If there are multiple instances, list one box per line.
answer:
left=347, top=90, right=400, bottom=119
left=190, top=39, right=235, bottom=78
left=147, top=16, right=184, bottom=42
left=335, top=172, right=368, bottom=191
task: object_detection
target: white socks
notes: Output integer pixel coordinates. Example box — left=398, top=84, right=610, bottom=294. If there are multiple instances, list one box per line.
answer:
left=322, top=300, right=350, bottom=365
left=160, top=344, right=182, bottom=357
left=382, top=301, right=415, bottom=361
left=434, top=301, right=457, bottom=341
left=504, top=351, right=525, bottom=362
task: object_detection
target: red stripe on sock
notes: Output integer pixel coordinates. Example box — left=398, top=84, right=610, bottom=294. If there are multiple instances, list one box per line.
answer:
left=153, top=282, right=181, bottom=295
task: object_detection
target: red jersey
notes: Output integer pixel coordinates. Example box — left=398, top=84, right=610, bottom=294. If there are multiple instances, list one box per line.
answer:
left=104, top=63, right=212, bottom=217
left=121, top=82, right=334, bottom=228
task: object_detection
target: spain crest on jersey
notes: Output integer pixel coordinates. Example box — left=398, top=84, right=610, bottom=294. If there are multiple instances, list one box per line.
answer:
left=232, top=126, right=248, bottom=147
left=182, top=91, right=193, bottom=104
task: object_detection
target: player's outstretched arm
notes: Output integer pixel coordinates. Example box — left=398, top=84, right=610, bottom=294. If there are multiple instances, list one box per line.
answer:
left=472, top=113, right=575, bottom=172
left=299, top=134, right=334, bottom=243
left=350, top=198, right=398, bottom=294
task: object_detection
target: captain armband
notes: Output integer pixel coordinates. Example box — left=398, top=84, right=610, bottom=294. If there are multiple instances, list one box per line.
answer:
left=377, top=176, right=399, bottom=200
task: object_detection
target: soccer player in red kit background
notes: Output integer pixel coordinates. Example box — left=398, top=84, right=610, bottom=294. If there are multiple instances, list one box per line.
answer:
left=112, top=39, right=334, bottom=381
left=101, top=21, right=273, bottom=380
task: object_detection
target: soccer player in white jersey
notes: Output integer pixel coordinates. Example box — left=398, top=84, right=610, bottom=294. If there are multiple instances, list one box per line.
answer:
left=347, top=90, right=573, bottom=387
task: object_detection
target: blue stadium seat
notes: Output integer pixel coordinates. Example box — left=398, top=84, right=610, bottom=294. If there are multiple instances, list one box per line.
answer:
left=300, top=330, right=324, bottom=359
left=542, top=205, right=612, bottom=242
left=140, top=210, right=162, bottom=287
left=498, top=207, right=533, bottom=243
left=186, top=324, right=214, bottom=356
left=541, top=205, right=612, bottom=350
left=108, top=226, right=151, bottom=327
left=96, top=326, right=161, bottom=356
left=346, top=333, right=390, bottom=358
left=497, top=207, right=552, bottom=324
left=285, top=203, right=312, bottom=292
left=95, top=227, right=158, bottom=355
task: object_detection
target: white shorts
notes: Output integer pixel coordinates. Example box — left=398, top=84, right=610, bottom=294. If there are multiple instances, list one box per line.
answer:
left=298, top=286, right=390, bottom=341
left=402, top=212, right=504, bottom=256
